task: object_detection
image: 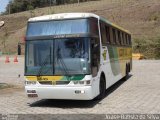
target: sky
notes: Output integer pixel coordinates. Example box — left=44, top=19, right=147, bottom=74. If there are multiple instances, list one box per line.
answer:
left=0, top=0, right=10, bottom=13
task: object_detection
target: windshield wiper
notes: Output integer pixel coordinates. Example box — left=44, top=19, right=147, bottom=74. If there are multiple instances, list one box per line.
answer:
left=57, top=47, right=70, bottom=80
left=37, top=47, right=52, bottom=76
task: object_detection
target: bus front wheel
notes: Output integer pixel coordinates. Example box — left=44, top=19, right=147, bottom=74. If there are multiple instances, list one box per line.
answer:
left=96, top=76, right=106, bottom=100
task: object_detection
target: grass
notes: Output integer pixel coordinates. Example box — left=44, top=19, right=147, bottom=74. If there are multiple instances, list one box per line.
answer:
left=133, top=37, right=160, bottom=59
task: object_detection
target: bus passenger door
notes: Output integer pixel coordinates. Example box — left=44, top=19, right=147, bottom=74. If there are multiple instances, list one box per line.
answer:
left=91, top=38, right=100, bottom=77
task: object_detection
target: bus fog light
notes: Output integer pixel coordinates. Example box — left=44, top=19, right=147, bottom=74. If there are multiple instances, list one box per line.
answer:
left=81, top=90, right=85, bottom=94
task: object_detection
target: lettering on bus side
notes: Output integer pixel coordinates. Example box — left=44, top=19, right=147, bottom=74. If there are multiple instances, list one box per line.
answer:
left=37, top=76, right=48, bottom=81
left=53, top=34, right=80, bottom=39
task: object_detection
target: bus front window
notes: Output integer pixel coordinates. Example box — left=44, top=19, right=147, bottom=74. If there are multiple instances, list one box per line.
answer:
left=54, top=38, right=90, bottom=75
left=25, top=38, right=91, bottom=76
left=25, top=40, right=53, bottom=75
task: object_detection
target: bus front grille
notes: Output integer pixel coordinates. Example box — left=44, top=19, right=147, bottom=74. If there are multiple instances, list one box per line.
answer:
left=56, top=81, right=70, bottom=85
left=38, top=81, right=70, bottom=85
left=39, top=81, right=52, bottom=85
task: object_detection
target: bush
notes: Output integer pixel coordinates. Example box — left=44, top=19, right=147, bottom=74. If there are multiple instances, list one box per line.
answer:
left=133, top=37, right=160, bottom=59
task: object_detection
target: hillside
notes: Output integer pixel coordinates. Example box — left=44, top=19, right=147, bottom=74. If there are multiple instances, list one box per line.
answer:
left=0, top=0, right=160, bottom=58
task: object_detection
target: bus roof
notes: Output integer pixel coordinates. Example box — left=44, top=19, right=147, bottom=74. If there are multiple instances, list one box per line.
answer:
left=28, top=13, right=99, bottom=21
left=100, top=17, right=131, bottom=34
left=28, top=13, right=131, bottom=34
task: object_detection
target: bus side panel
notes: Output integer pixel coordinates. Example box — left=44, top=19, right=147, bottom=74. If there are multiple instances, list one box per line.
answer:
left=100, top=45, right=132, bottom=90
left=100, top=46, right=122, bottom=89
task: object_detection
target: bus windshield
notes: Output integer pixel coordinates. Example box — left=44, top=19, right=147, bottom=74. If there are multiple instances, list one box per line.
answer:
left=25, top=38, right=91, bottom=76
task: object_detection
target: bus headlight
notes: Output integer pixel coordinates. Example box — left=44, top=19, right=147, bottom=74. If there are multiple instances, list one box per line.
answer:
left=25, top=81, right=36, bottom=85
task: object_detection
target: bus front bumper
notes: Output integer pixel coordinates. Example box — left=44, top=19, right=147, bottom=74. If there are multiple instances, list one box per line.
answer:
left=25, top=86, right=95, bottom=100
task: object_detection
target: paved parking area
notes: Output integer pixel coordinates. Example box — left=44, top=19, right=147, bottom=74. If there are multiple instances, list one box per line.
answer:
left=0, top=56, right=160, bottom=114
left=0, top=56, right=24, bottom=86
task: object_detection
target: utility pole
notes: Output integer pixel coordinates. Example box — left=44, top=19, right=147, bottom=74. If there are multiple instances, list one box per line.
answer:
left=78, top=0, right=79, bottom=4
left=50, top=0, right=52, bottom=9
left=8, top=0, right=14, bottom=15
left=8, top=4, right=10, bottom=14
left=49, top=0, right=52, bottom=14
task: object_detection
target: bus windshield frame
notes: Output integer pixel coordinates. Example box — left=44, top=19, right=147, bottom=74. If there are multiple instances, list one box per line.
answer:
left=25, top=38, right=91, bottom=76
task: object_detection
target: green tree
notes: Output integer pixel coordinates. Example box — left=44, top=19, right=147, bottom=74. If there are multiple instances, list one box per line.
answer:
left=4, top=0, right=100, bottom=14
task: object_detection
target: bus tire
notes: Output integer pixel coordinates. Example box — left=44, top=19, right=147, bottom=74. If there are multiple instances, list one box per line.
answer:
left=96, top=76, right=106, bottom=100
left=124, top=64, right=129, bottom=80
left=128, top=63, right=131, bottom=72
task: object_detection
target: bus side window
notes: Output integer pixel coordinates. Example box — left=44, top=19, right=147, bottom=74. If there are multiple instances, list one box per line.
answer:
left=89, top=18, right=99, bottom=36
left=105, top=26, right=111, bottom=44
left=123, top=33, right=126, bottom=45
left=112, top=28, right=116, bottom=45
left=120, top=32, right=123, bottom=45
left=129, top=35, right=131, bottom=45
left=121, top=33, right=124, bottom=45
left=100, top=22, right=107, bottom=45
left=115, top=29, right=119, bottom=45
left=127, top=34, right=131, bottom=46
left=118, top=30, right=121, bottom=45
left=125, top=34, right=128, bottom=45
left=110, top=27, right=114, bottom=45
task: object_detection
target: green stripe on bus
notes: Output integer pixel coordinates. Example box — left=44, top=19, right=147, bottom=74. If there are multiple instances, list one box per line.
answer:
left=60, top=75, right=85, bottom=81
left=107, top=46, right=121, bottom=76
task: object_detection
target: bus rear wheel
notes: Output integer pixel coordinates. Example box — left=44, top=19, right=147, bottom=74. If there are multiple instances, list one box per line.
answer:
left=124, top=64, right=129, bottom=80
left=96, top=76, right=106, bottom=100
left=128, top=63, right=131, bottom=72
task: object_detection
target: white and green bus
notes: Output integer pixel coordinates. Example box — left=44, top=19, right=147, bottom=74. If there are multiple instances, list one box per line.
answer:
left=25, top=13, right=132, bottom=100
